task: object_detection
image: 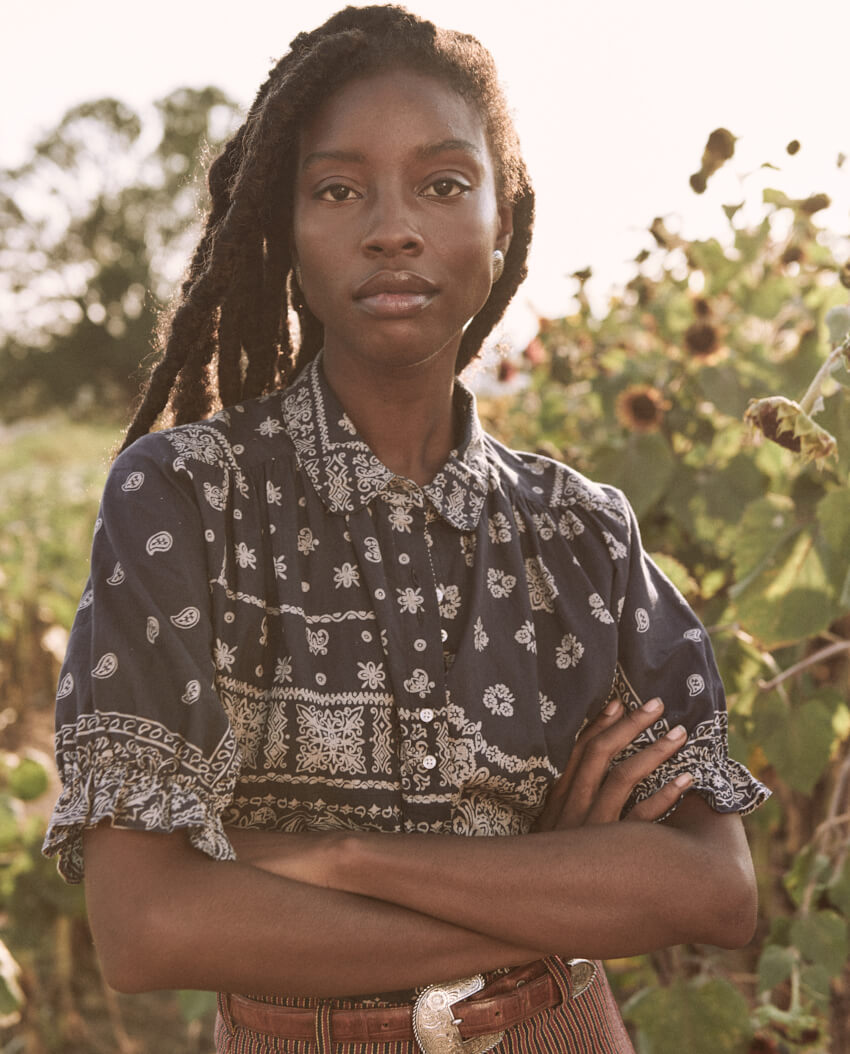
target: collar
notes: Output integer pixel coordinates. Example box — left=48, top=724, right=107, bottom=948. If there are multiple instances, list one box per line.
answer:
left=280, top=355, right=492, bottom=531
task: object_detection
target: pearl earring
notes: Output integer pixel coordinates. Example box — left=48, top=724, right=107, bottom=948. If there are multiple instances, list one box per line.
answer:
left=492, top=249, right=505, bottom=283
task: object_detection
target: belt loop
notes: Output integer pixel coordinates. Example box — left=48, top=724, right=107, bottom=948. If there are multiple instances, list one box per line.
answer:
left=315, top=1002, right=333, bottom=1053
left=542, top=955, right=571, bottom=1004
left=217, top=991, right=235, bottom=1031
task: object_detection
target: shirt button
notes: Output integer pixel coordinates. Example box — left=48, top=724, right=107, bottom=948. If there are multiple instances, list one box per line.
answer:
left=420, top=707, right=434, bottom=723
left=436, top=587, right=445, bottom=603
left=440, top=628, right=448, bottom=642
left=422, top=754, right=437, bottom=770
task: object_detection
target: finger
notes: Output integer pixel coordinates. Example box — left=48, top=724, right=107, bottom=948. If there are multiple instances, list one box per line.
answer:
left=533, top=698, right=628, bottom=832
left=563, top=698, right=667, bottom=815
left=627, top=773, right=694, bottom=822
left=584, top=722, right=688, bottom=824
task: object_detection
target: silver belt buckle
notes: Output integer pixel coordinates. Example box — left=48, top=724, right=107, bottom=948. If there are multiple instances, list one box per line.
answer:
left=412, top=974, right=504, bottom=1054
left=564, top=958, right=596, bottom=998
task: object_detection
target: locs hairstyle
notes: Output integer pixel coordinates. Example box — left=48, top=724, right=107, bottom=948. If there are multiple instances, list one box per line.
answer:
left=120, top=4, right=535, bottom=452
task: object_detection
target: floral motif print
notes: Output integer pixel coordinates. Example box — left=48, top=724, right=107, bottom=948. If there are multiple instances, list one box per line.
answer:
left=356, top=661, right=386, bottom=690
left=234, top=542, right=257, bottom=569
left=487, top=568, right=516, bottom=599
left=473, top=617, right=489, bottom=651
left=515, top=621, right=537, bottom=653
left=483, top=683, right=515, bottom=717
left=589, top=593, right=615, bottom=624
left=214, top=639, right=238, bottom=672
left=555, top=633, right=584, bottom=669
left=438, top=585, right=461, bottom=620
left=333, top=563, right=360, bottom=589
left=396, top=587, right=424, bottom=615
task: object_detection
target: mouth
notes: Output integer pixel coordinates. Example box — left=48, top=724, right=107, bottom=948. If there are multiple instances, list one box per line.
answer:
left=353, top=270, right=438, bottom=319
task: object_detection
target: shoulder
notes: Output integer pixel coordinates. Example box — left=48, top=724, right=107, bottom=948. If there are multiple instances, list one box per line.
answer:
left=114, top=392, right=292, bottom=487
left=481, top=432, right=631, bottom=533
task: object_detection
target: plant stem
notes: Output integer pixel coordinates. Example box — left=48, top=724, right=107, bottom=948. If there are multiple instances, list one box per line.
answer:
left=799, top=334, right=850, bottom=415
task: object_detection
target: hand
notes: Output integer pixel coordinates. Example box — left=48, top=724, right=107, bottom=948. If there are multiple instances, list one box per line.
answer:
left=532, top=697, right=692, bottom=832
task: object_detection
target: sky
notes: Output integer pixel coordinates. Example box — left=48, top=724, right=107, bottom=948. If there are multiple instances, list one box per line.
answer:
left=2, top=0, right=849, bottom=337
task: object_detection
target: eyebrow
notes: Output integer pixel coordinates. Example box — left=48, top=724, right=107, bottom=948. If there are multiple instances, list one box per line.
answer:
left=300, top=139, right=484, bottom=171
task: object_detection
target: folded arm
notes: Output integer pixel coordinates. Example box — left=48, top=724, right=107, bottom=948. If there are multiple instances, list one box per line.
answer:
left=228, top=697, right=757, bottom=958
left=83, top=697, right=756, bottom=996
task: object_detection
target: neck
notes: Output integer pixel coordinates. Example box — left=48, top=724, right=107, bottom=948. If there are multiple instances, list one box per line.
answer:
left=320, top=348, right=459, bottom=486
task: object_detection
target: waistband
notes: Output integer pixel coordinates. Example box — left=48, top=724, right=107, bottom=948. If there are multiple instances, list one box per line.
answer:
left=222, top=956, right=595, bottom=1047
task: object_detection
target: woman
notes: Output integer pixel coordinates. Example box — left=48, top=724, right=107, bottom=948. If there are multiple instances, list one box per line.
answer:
left=43, top=6, right=769, bottom=1052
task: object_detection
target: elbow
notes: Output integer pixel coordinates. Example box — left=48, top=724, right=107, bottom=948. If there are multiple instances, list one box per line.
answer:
left=701, top=856, right=758, bottom=950
left=89, top=893, right=173, bottom=993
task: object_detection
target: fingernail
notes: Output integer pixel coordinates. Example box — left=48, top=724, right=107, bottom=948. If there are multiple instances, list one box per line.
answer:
left=674, top=772, right=693, bottom=788
left=643, top=698, right=663, bottom=714
left=604, top=698, right=622, bottom=716
left=666, top=724, right=687, bottom=741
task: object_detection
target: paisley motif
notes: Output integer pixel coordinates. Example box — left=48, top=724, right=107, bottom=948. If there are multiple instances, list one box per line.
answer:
left=91, top=653, right=118, bottom=679
left=145, top=531, right=173, bottom=555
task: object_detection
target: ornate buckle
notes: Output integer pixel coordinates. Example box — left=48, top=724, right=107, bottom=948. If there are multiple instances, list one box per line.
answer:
left=412, top=974, right=504, bottom=1054
left=564, top=958, right=596, bottom=998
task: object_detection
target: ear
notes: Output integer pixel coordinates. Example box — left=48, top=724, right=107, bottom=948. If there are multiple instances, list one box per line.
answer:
left=496, top=200, right=514, bottom=256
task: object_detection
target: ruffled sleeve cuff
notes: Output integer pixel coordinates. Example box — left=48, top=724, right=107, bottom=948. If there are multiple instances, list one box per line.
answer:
left=43, top=715, right=240, bottom=883
left=622, top=711, right=771, bottom=818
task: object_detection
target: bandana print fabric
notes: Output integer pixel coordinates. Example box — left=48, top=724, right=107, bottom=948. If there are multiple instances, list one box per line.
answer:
left=43, top=355, right=769, bottom=883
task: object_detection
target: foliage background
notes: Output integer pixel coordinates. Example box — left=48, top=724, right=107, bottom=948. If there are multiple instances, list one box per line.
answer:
left=0, top=89, right=849, bottom=1053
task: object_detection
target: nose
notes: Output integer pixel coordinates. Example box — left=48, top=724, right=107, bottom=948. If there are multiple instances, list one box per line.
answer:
left=360, top=189, right=424, bottom=258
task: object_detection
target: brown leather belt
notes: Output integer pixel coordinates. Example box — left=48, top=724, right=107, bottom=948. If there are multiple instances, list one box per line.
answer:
left=226, top=959, right=563, bottom=1043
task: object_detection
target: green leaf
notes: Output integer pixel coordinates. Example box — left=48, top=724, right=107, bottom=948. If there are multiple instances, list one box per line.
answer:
left=177, top=989, right=217, bottom=1022
left=816, top=489, right=850, bottom=555
left=757, top=944, right=795, bottom=992
left=592, top=432, right=676, bottom=520
left=827, top=858, right=850, bottom=918
left=649, top=552, right=698, bottom=598
left=783, top=848, right=831, bottom=908
left=625, top=978, right=752, bottom=1054
left=7, top=758, right=49, bottom=802
left=739, top=276, right=796, bottom=320
left=754, top=697, right=835, bottom=794
left=825, top=305, right=850, bottom=345
left=732, top=497, right=842, bottom=645
left=800, top=963, right=834, bottom=1007
left=789, top=910, right=849, bottom=977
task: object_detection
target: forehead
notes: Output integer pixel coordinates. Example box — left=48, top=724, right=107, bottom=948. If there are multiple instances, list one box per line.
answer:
left=297, top=68, right=491, bottom=163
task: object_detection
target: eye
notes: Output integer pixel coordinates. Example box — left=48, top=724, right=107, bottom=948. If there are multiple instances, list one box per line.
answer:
left=422, top=177, right=470, bottom=199
left=316, top=183, right=359, bottom=202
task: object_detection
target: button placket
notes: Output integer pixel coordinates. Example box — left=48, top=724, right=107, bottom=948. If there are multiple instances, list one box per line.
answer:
left=391, top=496, right=447, bottom=788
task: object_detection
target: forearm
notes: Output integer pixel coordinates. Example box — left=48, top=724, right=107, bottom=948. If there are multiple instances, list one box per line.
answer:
left=237, top=798, right=756, bottom=958
left=334, top=823, right=750, bottom=958
left=83, top=827, right=538, bottom=997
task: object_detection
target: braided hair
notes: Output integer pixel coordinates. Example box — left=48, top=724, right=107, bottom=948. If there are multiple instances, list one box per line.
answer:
left=121, top=4, right=535, bottom=451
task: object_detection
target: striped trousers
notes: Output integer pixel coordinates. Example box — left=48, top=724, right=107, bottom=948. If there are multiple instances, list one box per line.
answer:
left=214, top=957, right=635, bottom=1053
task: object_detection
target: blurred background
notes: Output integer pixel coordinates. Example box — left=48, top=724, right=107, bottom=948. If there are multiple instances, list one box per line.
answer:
left=1, top=1, right=849, bottom=1051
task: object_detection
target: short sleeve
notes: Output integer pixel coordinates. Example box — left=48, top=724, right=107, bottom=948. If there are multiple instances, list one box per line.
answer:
left=42, top=437, right=240, bottom=882
left=608, top=490, right=769, bottom=816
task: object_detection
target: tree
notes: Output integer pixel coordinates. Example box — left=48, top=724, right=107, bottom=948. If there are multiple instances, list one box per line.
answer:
left=0, top=87, right=241, bottom=419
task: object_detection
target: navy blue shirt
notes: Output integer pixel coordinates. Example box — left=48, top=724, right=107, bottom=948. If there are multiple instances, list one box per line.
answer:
left=44, top=355, right=768, bottom=882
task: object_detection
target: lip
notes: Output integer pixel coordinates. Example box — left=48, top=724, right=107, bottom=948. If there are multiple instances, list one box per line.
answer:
left=353, top=270, right=438, bottom=319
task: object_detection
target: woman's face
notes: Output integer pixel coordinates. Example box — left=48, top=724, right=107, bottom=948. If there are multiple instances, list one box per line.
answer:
left=293, top=68, right=513, bottom=377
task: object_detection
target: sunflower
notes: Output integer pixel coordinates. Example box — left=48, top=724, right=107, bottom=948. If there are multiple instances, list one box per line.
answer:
left=615, top=385, right=671, bottom=433
left=745, top=396, right=837, bottom=467
left=684, top=320, right=721, bottom=357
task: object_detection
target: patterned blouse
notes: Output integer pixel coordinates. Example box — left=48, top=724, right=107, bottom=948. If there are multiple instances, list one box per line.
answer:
left=44, top=355, right=768, bottom=883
